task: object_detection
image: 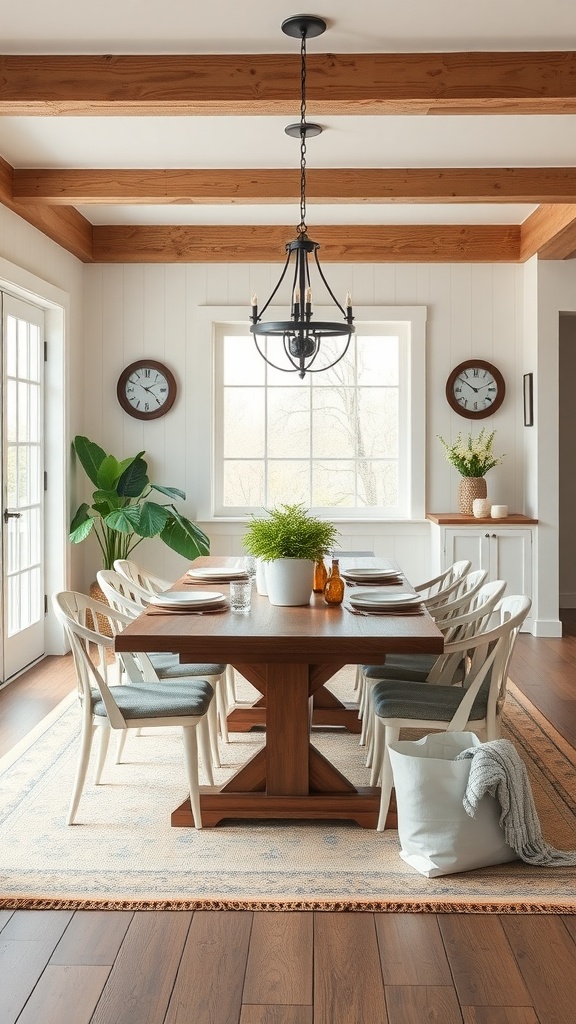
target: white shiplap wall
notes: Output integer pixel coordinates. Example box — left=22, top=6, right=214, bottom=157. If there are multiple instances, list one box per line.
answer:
left=80, top=260, right=526, bottom=591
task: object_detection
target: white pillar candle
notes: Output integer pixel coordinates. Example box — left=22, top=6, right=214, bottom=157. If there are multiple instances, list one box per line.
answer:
left=491, top=504, right=509, bottom=519
left=472, top=498, right=491, bottom=518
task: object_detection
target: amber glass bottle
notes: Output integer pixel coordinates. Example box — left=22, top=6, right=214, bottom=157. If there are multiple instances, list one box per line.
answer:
left=313, top=559, right=328, bottom=593
left=324, top=558, right=345, bottom=605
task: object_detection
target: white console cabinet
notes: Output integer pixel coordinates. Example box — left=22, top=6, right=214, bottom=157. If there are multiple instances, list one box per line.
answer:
left=427, top=513, right=538, bottom=632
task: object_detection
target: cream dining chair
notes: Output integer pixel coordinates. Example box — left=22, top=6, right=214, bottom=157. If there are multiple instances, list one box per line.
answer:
left=414, top=559, right=472, bottom=601
left=112, top=558, right=171, bottom=595
left=368, top=594, right=531, bottom=830
left=97, top=568, right=227, bottom=764
left=357, top=579, right=507, bottom=754
left=113, top=558, right=239, bottom=710
left=53, top=590, right=215, bottom=828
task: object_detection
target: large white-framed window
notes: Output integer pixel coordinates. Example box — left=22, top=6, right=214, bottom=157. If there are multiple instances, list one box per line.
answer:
left=211, top=306, right=426, bottom=520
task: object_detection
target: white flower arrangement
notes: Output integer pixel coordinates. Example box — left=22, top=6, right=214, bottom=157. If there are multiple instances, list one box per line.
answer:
left=438, top=428, right=504, bottom=478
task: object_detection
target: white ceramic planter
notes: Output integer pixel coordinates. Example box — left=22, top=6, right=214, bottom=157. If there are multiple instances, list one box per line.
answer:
left=265, top=558, right=315, bottom=606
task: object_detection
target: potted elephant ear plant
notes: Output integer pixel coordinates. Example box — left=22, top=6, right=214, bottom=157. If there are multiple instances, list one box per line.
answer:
left=69, top=436, right=209, bottom=613
left=243, top=503, right=338, bottom=606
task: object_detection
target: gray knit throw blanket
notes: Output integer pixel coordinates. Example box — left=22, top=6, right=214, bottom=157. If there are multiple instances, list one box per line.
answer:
left=456, top=738, right=576, bottom=867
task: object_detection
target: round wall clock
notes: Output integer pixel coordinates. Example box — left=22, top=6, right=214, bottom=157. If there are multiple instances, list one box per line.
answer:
left=446, top=359, right=505, bottom=418
left=117, top=360, right=177, bottom=420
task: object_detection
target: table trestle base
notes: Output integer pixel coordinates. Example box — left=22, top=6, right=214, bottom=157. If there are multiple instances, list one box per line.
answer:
left=171, top=788, right=394, bottom=830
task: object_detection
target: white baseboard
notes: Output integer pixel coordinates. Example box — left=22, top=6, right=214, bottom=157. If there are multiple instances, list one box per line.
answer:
left=530, top=618, right=563, bottom=637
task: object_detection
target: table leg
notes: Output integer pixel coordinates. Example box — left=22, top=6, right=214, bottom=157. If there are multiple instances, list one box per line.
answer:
left=171, top=662, right=381, bottom=829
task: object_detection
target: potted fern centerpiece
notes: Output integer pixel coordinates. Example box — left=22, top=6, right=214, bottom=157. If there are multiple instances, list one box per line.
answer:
left=243, top=503, right=338, bottom=606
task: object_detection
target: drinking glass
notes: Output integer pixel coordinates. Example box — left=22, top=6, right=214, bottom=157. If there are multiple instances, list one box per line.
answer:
left=230, top=578, right=252, bottom=612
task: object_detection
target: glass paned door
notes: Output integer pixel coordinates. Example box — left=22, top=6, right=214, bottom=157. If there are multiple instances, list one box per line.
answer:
left=1, top=294, right=45, bottom=682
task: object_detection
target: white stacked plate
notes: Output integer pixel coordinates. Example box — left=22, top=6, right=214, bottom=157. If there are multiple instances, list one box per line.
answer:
left=348, top=589, right=423, bottom=614
left=342, top=567, right=403, bottom=584
left=149, top=590, right=228, bottom=611
left=187, top=567, right=249, bottom=583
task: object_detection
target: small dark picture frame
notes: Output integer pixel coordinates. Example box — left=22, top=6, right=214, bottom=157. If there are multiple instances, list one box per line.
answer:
left=523, top=372, right=534, bottom=427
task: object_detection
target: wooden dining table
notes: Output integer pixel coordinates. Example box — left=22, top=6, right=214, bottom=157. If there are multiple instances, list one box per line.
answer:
left=114, top=556, right=444, bottom=829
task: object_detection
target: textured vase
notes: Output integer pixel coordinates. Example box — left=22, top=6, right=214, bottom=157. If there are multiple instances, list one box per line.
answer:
left=458, top=476, right=487, bottom=515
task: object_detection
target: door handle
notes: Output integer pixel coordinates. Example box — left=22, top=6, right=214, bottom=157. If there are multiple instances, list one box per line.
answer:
left=3, top=509, right=22, bottom=523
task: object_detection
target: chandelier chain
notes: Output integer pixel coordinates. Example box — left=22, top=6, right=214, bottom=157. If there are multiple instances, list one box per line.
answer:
left=298, top=30, right=307, bottom=236
left=250, top=15, right=355, bottom=378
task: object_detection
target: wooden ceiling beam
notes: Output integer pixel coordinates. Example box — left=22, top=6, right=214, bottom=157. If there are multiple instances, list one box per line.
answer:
left=92, top=224, right=520, bottom=263
left=520, top=204, right=576, bottom=260
left=12, top=167, right=576, bottom=205
left=2, top=52, right=576, bottom=116
left=0, top=156, right=93, bottom=261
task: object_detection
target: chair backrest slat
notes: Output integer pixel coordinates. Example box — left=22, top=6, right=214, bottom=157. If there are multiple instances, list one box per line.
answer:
left=429, top=568, right=487, bottom=622
left=445, top=595, right=531, bottom=732
left=113, top=559, right=171, bottom=596
left=52, top=591, right=132, bottom=729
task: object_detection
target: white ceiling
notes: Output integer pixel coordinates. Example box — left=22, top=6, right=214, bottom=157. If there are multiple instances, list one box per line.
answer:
left=1, top=1, right=574, bottom=230
left=3, top=0, right=576, bottom=53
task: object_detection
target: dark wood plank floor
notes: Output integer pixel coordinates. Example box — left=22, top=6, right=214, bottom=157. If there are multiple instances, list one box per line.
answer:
left=1, top=619, right=575, bottom=1024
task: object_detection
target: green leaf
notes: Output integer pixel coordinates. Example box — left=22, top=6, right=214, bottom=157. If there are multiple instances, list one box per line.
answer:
left=151, top=483, right=186, bottom=501
left=96, top=455, right=121, bottom=491
left=72, top=436, right=107, bottom=487
left=105, top=506, right=142, bottom=534
left=92, top=491, right=124, bottom=515
left=136, top=501, right=171, bottom=537
left=118, top=452, right=145, bottom=477
left=69, top=516, right=95, bottom=544
left=160, top=513, right=210, bottom=560
left=117, top=457, right=149, bottom=498
left=69, top=502, right=92, bottom=534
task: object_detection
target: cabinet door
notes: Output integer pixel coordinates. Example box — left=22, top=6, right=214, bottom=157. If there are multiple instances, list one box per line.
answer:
left=443, top=529, right=488, bottom=574
left=489, top=529, right=532, bottom=599
left=441, top=526, right=533, bottom=631
left=444, top=528, right=532, bottom=597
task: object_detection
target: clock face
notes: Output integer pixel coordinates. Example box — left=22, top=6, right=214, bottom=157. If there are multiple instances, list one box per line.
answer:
left=446, top=360, right=505, bottom=419
left=117, top=360, right=177, bottom=420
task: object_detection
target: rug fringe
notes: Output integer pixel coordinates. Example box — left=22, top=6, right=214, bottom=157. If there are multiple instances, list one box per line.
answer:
left=1, top=896, right=575, bottom=913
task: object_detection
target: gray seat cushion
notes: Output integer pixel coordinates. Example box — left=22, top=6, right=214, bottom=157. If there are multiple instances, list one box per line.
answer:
left=93, top=681, right=214, bottom=720
left=148, top=653, right=226, bottom=678
left=363, top=654, right=465, bottom=685
left=363, top=654, right=437, bottom=681
left=372, top=678, right=488, bottom=723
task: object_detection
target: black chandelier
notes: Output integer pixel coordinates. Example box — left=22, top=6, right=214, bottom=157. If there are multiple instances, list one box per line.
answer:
left=249, top=14, right=355, bottom=379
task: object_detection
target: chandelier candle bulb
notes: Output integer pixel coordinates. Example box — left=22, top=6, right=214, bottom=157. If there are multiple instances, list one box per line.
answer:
left=293, top=286, right=301, bottom=318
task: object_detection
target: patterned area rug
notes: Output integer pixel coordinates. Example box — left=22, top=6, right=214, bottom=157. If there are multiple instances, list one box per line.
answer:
left=1, top=670, right=575, bottom=912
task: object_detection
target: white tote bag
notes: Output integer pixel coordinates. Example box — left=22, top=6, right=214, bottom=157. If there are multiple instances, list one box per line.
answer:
left=388, top=731, right=518, bottom=877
